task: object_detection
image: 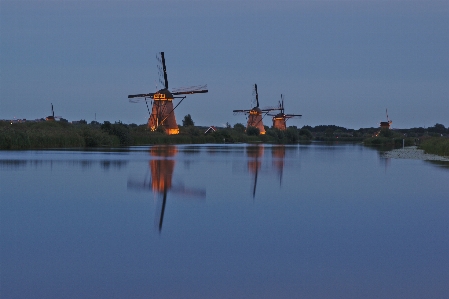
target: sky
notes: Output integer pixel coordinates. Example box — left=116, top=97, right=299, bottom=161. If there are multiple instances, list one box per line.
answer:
left=1, top=0, right=448, bottom=129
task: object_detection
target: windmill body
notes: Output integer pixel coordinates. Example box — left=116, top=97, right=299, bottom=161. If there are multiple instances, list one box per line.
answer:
left=272, top=113, right=287, bottom=131
left=148, top=89, right=179, bottom=135
left=128, top=52, right=208, bottom=135
left=248, top=107, right=266, bottom=134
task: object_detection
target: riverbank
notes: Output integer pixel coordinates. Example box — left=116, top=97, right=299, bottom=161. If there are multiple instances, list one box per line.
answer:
left=381, top=146, right=449, bottom=162
left=0, top=121, right=312, bottom=149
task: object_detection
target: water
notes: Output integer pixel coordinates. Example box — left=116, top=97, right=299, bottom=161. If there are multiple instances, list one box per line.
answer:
left=1, top=143, right=448, bottom=299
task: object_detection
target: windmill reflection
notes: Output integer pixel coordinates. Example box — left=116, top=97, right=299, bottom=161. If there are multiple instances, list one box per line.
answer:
left=127, top=145, right=205, bottom=232
left=272, top=145, right=286, bottom=186
left=246, top=144, right=264, bottom=198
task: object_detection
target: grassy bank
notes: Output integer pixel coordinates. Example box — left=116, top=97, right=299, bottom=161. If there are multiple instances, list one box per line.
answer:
left=0, top=121, right=312, bottom=150
left=363, top=128, right=415, bottom=148
left=419, top=137, right=449, bottom=157
left=0, top=121, right=119, bottom=149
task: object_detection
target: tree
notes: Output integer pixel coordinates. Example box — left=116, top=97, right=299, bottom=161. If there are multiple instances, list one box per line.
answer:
left=246, top=126, right=260, bottom=136
left=182, top=114, right=194, bottom=127
left=285, top=127, right=299, bottom=143
left=233, top=123, right=245, bottom=133
left=430, top=123, right=446, bottom=134
left=298, top=128, right=313, bottom=140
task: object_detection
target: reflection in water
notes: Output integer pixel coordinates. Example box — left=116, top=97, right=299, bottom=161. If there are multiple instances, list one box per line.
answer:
left=0, top=159, right=127, bottom=170
left=181, top=146, right=202, bottom=155
left=378, top=155, right=391, bottom=173
left=425, top=160, right=449, bottom=169
left=246, top=145, right=264, bottom=198
left=127, top=145, right=205, bottom=232
left=2, top=145, right=449, bottom=297
left=272, top=145, right=286, bottom=186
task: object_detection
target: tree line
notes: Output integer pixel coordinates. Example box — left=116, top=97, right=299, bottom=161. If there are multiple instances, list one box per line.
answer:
left=1, top=115, right=448, bottom=150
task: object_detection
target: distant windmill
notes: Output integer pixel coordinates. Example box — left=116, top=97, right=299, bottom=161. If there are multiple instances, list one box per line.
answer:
left=233, top=84, right=277, bottom=134
left=269, top=95, right=302, bottom=130
left=379, top=109, right=392, bottom=129
left=128, top=52, right=208, bottom=135
left=45, top=103, right=62, bottom=121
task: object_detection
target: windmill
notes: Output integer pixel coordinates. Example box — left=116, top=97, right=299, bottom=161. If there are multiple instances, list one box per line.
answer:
left=45, top=103, right=62, bottom=121
left=233, top=84, right=278, bottom=135
left=269, top=95, right=302, bottom=131
left=379, top=109, right=392, bottom=129
left=128, top=52, right=208, bottom=135
left=127, top=146, right=205, bottom=232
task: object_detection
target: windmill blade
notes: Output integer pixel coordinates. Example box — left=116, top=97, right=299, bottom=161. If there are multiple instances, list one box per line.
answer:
left=128, top=93, right=156, bottom=99
left=279, top=94, right=285, bottom=113
left=172, top=85, right=207, bottom=93
left=127, top=177, right=154, bottom=190
left=253, top=84, right=259, bottom=108
left=171, top=185, right=206, bottom=198
left=144, top=98, right=151, bottom=115
left=386, top=108, right=392, bottom=123
left=260, top=108, right=279, bottom=112
left=156, top=188, right=167, bottom=232
left=172, top=89, right=208, bottom=95
left=285, top=114, right=302, bottom=119
left=233, top=109, right=250, bottom=115
left=160, top=52, right=168, bottom=89
left=51, top=103, right=54, bottom=117
left=261, top=105, right=281, bottom=110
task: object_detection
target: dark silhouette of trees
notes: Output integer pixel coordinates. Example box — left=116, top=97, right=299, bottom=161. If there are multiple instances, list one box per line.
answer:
left=182, top=114, right=194, bottom=127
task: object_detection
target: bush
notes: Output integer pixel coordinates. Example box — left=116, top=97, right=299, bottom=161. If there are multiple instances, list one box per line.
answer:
left=233, top=123, right=245, bottom=133
left=246, top=126, right=260, bottom=136
left=299, top=128, right=313, bottom=140
left=101, top=121, right=133, bottom=146
left=420, top=137, right=449, bottom=156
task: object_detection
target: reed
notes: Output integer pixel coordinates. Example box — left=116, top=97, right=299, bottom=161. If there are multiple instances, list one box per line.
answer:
left=419, top=137, right=449, bottom=157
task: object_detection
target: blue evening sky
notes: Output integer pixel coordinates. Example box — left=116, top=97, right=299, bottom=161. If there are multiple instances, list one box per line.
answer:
left=1, top=0, right=448, bottom=129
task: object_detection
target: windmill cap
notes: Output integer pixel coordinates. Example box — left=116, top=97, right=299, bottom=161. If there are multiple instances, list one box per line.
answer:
left=155, top=88, right=174, bottom=99
left=250, top=107, right=262, bottom=114
left=274, top=113, right=285, bottom=118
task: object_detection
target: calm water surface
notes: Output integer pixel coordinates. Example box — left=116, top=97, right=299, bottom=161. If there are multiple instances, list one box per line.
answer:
left=1, top=143, right=448, bottom=299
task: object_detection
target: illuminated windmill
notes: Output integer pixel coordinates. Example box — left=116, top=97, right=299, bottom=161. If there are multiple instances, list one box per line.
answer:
left=45, top=103, right=62, bottom=121
left=233, top=84, right=277, bottom=135
left=127, top=146, right=205, bottom=232
left=269, top=95, right=302, bottom=130
left=379, top=109, right=392, bottom=129
left=128, top=52, right=208, bottom=135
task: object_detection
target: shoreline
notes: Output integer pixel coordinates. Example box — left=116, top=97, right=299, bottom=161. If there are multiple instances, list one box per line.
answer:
left=381, top=146, right=449, bottom=162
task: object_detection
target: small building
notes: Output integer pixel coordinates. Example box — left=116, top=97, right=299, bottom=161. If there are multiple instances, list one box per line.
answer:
left=204, top=126, right=217, bottom=134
